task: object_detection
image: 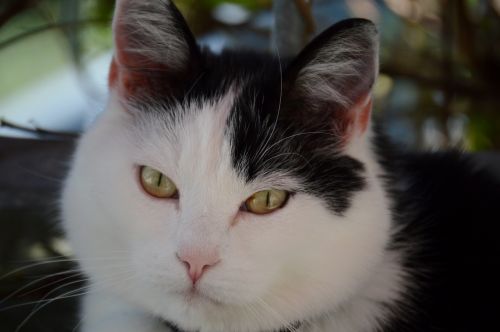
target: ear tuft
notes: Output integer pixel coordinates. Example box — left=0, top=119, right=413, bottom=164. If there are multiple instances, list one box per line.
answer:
left=286, top=19, right=379, bottom=110
left=113, top=0, right=198, bottom=70
left=110, top=0, right=201, bottom=97
left=283, top=19, right=378, bottom=142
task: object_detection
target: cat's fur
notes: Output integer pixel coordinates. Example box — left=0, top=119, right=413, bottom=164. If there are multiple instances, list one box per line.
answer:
left=61, top=1, right=500, bottom=331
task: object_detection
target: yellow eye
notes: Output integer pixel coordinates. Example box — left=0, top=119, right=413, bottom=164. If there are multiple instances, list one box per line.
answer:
left=244, top=189, right=289, bottom=214
left=139, top=166, right=178, bottom=198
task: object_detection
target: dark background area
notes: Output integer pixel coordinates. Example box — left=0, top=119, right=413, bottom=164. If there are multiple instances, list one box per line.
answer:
left=1, top=0, right=499, bottom=331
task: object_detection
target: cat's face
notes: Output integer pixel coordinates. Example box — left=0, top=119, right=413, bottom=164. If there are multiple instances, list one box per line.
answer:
left=62, top=1, right=392, bottom=331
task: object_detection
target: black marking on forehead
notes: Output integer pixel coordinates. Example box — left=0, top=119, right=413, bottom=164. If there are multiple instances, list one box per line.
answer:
left=227, top=63, right=366, bottom=215
left=128, top=49, right=279, bottom=115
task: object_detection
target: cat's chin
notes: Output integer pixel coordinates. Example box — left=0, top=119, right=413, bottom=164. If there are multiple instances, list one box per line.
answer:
left=158, top=292, right=281, bottom=332
left=156, top=291, right=243, bottom=332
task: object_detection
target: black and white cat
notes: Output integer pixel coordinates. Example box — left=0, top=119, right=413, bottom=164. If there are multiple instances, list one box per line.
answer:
left=61, top=1, right=500, bottom=331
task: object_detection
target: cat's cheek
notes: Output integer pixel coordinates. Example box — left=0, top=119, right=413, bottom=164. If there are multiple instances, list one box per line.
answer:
left=105, top=202, right=183, bottom=299
left=209, top=207, right=304, bottom=301
left=130, top=241, right=187, bottom=289
left=220, top=192, right=385, bottom=316
left=198, top=254, right=279, bottom=305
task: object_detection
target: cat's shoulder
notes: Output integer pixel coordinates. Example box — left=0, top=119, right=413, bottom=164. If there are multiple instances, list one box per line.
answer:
left=382, top=149, right=500, bottom=331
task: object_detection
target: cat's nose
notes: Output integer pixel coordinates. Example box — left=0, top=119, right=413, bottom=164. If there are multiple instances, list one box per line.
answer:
left=176, top=249, right=220, bottom=284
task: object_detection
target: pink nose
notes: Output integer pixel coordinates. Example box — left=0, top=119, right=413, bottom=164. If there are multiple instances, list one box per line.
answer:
left=176, top=249, right=220, bottom=284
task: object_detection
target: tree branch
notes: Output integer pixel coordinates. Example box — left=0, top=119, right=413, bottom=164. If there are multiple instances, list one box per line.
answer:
left=0, top=18, right=109, bottom=50
left=0, top=118, right=78, bottom=139
left=294, top=0, right=315, bottom=37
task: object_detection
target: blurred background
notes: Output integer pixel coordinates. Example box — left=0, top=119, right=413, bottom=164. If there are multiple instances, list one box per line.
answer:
left=0, top=0, right=499, bottom=331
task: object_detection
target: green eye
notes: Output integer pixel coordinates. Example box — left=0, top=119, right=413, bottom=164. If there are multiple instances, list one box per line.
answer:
left=244, top=189, right=289, bottom=215
left=140, top=166, right=178, bottom=198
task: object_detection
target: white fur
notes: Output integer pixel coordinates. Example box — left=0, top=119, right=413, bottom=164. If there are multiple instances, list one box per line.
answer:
left=63, top=84, right=405, bottom=331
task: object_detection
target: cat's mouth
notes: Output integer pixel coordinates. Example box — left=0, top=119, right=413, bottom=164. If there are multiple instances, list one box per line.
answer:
left=178, top=287, right=224, bottom=307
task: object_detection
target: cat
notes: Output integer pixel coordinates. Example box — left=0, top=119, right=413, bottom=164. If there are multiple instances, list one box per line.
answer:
left=61, top=0, right=500, bottom=331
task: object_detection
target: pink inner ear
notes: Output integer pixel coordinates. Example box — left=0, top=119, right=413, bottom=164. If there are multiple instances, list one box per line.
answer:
left=108, top=58, right=118, bottom=87
left=358, top=95, right=373, bottom=135
left=108, top=55, right=169, bottom=98
left=108, top=56, right=153, bottom=95
left=338, top=94, right=373, bottom=145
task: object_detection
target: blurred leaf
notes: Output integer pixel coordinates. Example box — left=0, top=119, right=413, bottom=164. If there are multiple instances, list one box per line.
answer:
left=85, top=0, right=114, bottom=20
left=467, top=113, right=496, bottom=150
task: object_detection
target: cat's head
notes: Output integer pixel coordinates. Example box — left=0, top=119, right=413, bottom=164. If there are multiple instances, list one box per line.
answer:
left=63, top=0, right=394, bottom=330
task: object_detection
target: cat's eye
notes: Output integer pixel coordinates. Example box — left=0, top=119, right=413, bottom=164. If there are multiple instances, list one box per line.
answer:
left=243, top=189, right=289, bottom=215
left=139, top=166, right=178, bottom=198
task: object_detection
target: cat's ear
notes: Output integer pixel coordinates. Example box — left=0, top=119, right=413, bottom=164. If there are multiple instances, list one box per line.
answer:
left=109, top=0, right=201, bottom=97
left=284, top=19, right=378, bottom=141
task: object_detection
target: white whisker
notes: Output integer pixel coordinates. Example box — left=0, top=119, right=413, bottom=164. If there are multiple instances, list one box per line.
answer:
left=12, top=270, right=134, bottom=332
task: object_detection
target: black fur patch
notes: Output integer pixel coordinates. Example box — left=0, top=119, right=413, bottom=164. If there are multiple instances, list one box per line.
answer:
left=227, top=68, right=366, bottom=214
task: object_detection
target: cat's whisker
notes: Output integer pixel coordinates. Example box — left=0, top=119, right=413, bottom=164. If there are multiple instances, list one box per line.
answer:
left=13, top=272, right=135, bottom=332
left=72, top=313, right=86, bottom=332
left=263, top=152, right=312, bottom=169
left=254, top=296, right=298, bottom=332
left=17, top=272, right=85, bottom=300
left=1, top=270, right=132, bottom=313
left=6, top=253, right=129, bottom=268
left=0, top=259, right=78, bottom=282
left=0, top=279, right=89, bottom=313
left=0, top=255, right=130, bottom=291
left=0, top=269, right=83, bottom=305
left=15, top=262, right=132, bottom=301
left=252, top=43, right=284, bottom=166
left=243, top=301, right=263, bottom=327
left=14, top=285, right=92, bottom=332
left=184, top=72, right=205, bottom=100
left=32, top=267, right=130, bottom=306
left=272, top=130, right=336, bottom=149
left=0, top=291, right=87, bottom=313
left=15, top=164, right=68, bottom=184
left=28, top=278, right=89, bottom=310
left=255, top=130, right=337, bottom=166
left=74, top=276, right=141, bottom=332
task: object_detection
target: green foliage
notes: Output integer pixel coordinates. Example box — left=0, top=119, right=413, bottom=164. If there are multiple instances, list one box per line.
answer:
left=467, top=112, right=500, bottom=150
left=85, top=0, right=115, bottom=19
